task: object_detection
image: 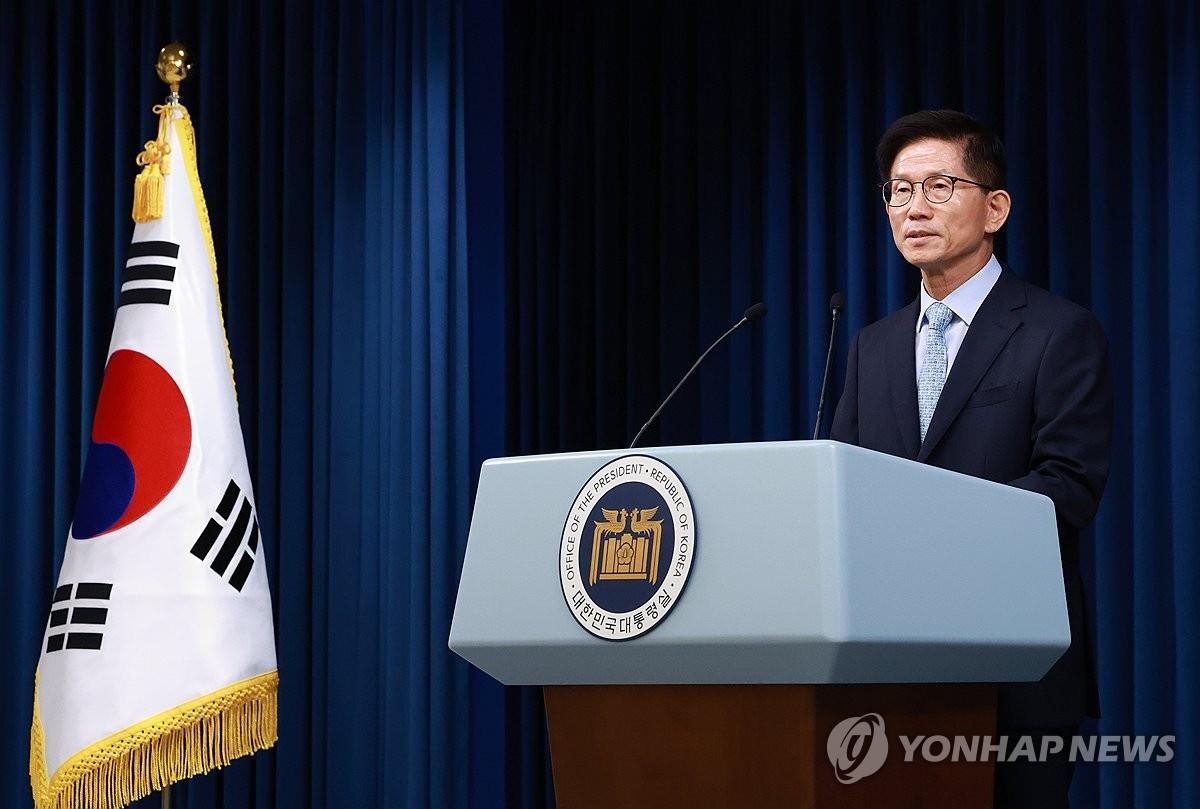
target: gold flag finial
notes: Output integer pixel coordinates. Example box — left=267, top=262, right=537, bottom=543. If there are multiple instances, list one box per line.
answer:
left=156, top=43, right=191, bottom=95
left=133, top=44, right=192, bottom=223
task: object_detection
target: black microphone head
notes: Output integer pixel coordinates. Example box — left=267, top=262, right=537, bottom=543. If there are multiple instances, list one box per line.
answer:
left=829, top=292, right=845, bottom=313
left=744, top=302, right=767, bottom=323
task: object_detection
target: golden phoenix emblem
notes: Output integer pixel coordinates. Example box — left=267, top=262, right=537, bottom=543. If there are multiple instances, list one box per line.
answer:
left=588, top=507, right=663, bottom=586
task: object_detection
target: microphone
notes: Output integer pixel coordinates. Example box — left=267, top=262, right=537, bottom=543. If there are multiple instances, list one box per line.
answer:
left=811, top=292, right=844, bottom=440
left=629, top=302, right=768, bottom=449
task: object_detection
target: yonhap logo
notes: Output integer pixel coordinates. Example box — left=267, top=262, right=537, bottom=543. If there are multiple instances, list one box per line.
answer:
left=827, top=713, right=889, bottom=784
left=824, top=712, right=1174, bottom=785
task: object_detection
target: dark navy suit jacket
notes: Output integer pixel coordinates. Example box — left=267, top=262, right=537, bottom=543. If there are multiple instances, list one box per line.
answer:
left=830, top=268, right=1113, bottom=730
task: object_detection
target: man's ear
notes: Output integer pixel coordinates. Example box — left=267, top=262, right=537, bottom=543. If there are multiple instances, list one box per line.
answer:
left=984, top=189, right=1012, bottom=234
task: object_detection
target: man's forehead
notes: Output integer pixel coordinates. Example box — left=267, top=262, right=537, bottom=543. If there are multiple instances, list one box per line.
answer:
left=890, top=138, right=966, bottom=176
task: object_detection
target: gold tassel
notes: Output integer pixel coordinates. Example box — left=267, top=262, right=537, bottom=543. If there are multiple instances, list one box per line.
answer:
left=131, top=104, right=174, bottom=223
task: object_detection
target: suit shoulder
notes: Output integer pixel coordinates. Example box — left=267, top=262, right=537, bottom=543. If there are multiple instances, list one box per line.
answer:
left=1018, top=279, right=1106, bottom=335
left=851, top=304, right=916, bottom=345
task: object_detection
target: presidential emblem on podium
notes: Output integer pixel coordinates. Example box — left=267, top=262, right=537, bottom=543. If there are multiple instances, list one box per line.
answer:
left=589, top=507, right=663, bottom=585
left=559, top=455, right=695, bottom=641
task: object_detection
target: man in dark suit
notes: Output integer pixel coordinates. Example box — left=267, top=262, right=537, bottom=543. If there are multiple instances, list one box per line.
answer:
left=829, top=110, right=1113, bottom=808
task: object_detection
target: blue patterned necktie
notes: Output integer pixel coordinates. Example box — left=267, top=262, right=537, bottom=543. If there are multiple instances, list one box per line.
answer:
left=918, top=302, right=955, bottom=441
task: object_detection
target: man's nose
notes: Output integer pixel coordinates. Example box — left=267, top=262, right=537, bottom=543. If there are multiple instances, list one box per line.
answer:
left=906, top=186, right=934, bottom=217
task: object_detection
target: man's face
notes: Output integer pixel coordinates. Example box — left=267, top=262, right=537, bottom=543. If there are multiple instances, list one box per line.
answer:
left=885, top=138, right=1009, bottom=277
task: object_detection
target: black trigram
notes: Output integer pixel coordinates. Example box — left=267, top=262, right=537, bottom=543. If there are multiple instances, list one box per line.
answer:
left=45, top=582, right=113, bottom=653
left=119, top=240, right=180, bottom=307
left=191, top=480, right=260, bottom=591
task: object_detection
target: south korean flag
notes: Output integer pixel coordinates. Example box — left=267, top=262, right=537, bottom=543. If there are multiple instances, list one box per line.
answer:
left=30, top=103, right=278, bottom=809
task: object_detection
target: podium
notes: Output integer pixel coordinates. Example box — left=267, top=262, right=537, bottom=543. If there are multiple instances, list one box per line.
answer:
left=449, top=441, right=1069, bottom=808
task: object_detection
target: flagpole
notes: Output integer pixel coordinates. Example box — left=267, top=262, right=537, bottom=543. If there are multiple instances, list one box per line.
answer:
left=151, top=42, right=190, bottom=809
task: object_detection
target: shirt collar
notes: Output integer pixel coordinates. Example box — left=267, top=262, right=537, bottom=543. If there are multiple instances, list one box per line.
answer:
left=917, top=254, right=1003, bottom=331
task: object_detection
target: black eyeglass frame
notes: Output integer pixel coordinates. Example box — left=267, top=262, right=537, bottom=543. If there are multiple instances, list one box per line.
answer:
left=878, top=174, right=997, bottom=207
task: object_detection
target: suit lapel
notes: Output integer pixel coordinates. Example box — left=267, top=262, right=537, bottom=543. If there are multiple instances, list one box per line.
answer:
left=887, top=300, right=921, bottom=459
left=917, top=271, right=1027, bottom=462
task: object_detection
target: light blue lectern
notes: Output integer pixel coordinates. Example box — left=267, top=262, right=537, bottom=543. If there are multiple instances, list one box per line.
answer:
left=449, top=440, right=1069, bottom=809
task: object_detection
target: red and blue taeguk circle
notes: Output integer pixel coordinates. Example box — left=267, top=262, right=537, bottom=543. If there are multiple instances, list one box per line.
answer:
left=71, top=349, right=192, bottom=539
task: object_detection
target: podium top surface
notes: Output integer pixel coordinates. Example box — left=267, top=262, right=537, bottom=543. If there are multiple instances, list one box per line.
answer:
left=449, top=440, right=1068, bottom=686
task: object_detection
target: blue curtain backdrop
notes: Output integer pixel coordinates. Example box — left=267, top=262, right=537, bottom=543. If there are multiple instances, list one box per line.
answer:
left=2, top=2, right=1199, bottom=809
left=502, top=2, right=1198, bottom=808
left=0, top=1, right=510, bottom=808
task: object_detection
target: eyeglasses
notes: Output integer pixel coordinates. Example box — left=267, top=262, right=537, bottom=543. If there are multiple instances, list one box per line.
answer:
left=879, top=174, right=995, bottom=207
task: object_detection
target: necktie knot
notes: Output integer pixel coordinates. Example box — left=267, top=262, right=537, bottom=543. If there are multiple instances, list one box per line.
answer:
left=925, top=302, right=954, bottom=334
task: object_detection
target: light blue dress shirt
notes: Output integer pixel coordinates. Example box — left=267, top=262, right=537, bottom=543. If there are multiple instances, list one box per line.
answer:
left=915, top=255, right=1003, bottom=381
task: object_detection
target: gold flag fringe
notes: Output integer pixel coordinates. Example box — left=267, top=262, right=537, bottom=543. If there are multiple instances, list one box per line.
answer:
left=30, top=671, right=49, bottom=807
left=31, top=671, right=278, bottom=809
left=132, top=103, right=174, bottom=222
left=173, top=105, right=240, bottom=404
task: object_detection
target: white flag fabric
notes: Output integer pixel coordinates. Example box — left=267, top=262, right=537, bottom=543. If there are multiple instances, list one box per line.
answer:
left=30, top=104, right=278, bottom=809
